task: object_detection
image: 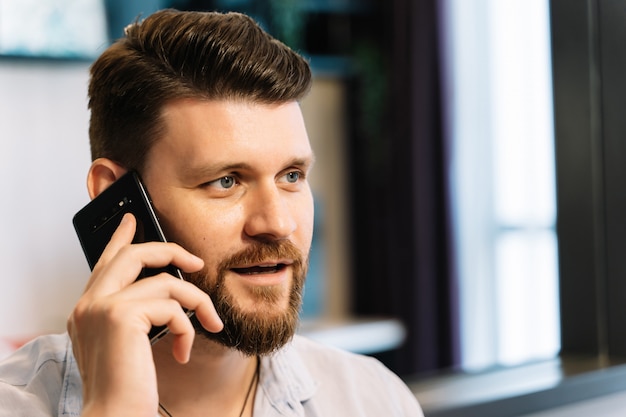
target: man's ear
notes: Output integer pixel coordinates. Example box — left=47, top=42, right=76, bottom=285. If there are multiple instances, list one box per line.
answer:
left=87, top=158, right=128, bottom=199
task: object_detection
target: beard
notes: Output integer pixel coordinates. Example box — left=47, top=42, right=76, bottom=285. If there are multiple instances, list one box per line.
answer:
left=186, top=239, right=307, bottom=356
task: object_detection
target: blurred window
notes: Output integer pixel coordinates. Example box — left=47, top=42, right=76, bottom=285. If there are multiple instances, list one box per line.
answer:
left=442, top=0, right=560, bottom=371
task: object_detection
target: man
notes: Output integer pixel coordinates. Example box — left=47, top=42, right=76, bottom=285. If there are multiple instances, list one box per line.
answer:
left=0, top=9, right=422, bottom=416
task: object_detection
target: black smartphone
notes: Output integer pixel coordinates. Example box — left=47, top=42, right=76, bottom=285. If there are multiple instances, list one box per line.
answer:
left=72, top=170, right=188, bottom=344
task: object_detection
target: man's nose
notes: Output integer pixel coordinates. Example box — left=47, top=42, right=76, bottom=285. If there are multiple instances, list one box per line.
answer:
left=243, top=184, right=296, bottom=240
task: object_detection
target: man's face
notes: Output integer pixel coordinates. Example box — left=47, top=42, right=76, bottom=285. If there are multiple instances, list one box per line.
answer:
left=141, top=99, right=315, bottom=355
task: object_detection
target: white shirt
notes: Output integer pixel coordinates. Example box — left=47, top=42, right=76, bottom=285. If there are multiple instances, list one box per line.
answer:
left=0, top=333, right=423, bottom=416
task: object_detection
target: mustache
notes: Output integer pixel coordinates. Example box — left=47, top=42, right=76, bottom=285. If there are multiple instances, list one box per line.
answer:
left=185, top=239, right=307, bottom=289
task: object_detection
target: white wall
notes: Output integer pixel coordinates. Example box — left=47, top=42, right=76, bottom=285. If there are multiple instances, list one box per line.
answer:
left=0, top=60, right=92, bottom=338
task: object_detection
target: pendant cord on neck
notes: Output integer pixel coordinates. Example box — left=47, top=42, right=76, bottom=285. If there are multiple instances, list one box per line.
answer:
left=239, top=356, right=260, bottom=417
left=158, top=356, right=260, bottom=417
left=159, top=402, right=173, bottom=417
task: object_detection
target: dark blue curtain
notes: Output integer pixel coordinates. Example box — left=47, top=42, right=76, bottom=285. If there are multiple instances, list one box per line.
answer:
left=349, top=0, right=460, bottom=377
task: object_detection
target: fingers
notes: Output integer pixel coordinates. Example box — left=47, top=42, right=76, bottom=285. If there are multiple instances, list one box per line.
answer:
left=86, top=213, right=205, bottom=296
left=88, top=243, right=204, bottom=295
left=109, top=274, right=224, bottom=332
left=69, top=274, right=224, bottom=365
left=74, top=269, right=224, bottom=341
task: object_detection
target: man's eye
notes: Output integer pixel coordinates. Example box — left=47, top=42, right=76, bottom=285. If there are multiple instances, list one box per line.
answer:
left=218, top=176, right=236, bottom=189
left=285, top=171, right=300, bottom=183
left=203, top=176, right=236, bottom=190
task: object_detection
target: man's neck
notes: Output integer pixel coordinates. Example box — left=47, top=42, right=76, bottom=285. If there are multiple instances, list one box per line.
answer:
left=152, top=333, right=259, bottom=417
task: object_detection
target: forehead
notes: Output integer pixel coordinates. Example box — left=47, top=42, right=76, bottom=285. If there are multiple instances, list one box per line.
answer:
left=147, top=99, right=313, bottom=174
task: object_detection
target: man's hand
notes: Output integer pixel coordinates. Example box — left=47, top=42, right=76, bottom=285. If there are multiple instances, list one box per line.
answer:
left=67, top=213, right=223, bottom=416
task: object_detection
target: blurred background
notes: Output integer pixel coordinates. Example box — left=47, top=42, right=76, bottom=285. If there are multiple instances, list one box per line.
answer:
left=8, top=1, right=626, bottom=415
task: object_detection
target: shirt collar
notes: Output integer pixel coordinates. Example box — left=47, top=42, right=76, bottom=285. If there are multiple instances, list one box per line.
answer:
left=258, top=335, right=318, bottom=415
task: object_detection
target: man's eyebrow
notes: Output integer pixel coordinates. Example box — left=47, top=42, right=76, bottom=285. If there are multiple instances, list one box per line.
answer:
left=289, top=155, right=316, bottom=170
left=180, top=162, right=252, bottom=180
left=180, top=155, right=316, bottom=179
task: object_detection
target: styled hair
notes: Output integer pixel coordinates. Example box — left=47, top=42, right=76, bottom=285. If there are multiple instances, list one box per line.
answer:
left=88, top=9, right=312, bottom=171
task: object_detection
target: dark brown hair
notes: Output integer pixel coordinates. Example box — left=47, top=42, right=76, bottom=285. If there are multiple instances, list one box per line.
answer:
left=88, top=9, right=312, bottom=171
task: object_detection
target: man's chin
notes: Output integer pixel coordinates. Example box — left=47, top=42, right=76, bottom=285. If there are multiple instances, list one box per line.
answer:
left=190, top=310, right=298, bottom=356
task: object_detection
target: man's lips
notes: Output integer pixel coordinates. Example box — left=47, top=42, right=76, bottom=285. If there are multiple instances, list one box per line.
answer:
left=231, top=261, right=292, bottom=275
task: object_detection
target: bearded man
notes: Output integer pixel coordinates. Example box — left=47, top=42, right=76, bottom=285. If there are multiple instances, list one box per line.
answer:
left=0, top=9, right=422, bottom=417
